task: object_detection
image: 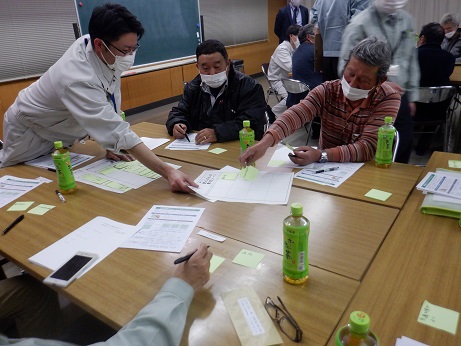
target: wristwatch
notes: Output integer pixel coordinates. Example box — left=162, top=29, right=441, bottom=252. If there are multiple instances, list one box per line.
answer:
left=318, top=150, right=328, bottom=163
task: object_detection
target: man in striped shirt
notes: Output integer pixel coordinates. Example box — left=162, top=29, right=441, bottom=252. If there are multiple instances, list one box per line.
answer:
left=240, top=36, right=400, bottom=166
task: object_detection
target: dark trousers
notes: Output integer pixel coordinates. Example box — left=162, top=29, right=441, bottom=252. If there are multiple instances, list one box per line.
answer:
left=393, top=93, right=413, bottom=164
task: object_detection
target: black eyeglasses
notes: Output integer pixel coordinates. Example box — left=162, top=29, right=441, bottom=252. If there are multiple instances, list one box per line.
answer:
left=265, top=296, right=303, bottom=342
left=103, top=40, right=140, bottom=56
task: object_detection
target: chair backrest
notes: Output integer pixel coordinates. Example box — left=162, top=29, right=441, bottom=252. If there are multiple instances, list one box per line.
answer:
left=392, top=130, right=399, bottom=163
left=281, top=78, right=310, bottom=94
left=416, top=86, right=456, bottom=104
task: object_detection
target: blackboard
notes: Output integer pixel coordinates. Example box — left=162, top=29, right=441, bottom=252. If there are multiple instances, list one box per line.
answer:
left=75, top=0, right=201, bottom=67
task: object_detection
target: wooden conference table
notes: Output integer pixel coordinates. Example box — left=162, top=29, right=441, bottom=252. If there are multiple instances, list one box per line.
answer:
left=0, top=128, right=423, bottom=345
left=329, top=151, right=461, bottom=346
left=133, top=122, right=422, bottom=210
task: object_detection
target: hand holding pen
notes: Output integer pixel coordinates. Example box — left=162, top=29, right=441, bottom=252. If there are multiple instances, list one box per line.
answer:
left=173, top=244, right=212, bottom=290
left=173, top=123, right=190, bottom=142
left=288, top=146, right=322, bottom=166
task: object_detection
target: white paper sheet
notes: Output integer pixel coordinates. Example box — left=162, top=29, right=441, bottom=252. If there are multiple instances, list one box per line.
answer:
left=121, top=205, right=205, bottom=252
left=140, top=137, right=170, bottom=150
left=73, top=159, right=180, bottom=193
left=267, top=144, right=300, bottom=168
left=29, top=216, right=138, bottom=276
left=0, top=175, right=44, bottom=209
left=417, top=172, right=461, bottom=200
left=190, top=170, right=293, bottom=205
left=294, top=162, right=364, bottom=188
left=165, top=133, right=211, bottom=150
left=25, top=153, right=94, bottom=170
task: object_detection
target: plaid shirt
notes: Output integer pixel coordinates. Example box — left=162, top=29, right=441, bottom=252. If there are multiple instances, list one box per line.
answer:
left=267, top=79, right=401, bottom=162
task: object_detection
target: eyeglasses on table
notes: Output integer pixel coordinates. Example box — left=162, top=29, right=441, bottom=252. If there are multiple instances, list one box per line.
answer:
left=265, top=296, right=303, bottom=342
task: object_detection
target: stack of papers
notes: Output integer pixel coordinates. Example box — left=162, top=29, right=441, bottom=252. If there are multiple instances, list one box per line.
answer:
left=25, top=153, right=94, bottom=169
left=165, top=134, right=211, bottom=150
left=0, top=176, right=44, bottom=209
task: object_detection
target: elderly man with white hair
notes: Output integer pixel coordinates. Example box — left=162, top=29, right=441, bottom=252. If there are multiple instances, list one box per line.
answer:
left=440, top=13, right=461, bottom=62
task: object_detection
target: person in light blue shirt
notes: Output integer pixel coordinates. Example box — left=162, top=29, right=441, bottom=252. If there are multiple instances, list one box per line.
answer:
left=310, top=0, right=371, bottom=81
left=0, top=244, right=212, bottom=346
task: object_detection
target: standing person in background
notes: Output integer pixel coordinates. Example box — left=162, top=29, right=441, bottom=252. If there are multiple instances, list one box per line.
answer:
left=310, top=0, right=371, bottom=81
left=440, top=13, right=461, bottom=62
left=286, top=24, right=324, bottom=108
left=274, top=0, right=309, bottom=44
left=339, top=0, right=419, bottom=164
left=268, top=25, right=301, bottom=118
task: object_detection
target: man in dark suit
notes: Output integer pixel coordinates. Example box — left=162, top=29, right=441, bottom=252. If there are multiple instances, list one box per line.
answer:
left=414, top=22, right=455, bottom=155
left=274, top=0, right=309, bottom=43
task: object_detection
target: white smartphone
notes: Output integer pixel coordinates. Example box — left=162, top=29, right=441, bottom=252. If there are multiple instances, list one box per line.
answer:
left=43, top=251, right=98, bottom=287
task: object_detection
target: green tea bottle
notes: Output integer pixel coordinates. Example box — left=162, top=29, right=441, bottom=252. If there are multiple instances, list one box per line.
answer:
left=239, top=120, right=255, bottom=154
left=283, top=203, right=309, bottom=284
left=336, top=311, right=379, bottom=346
left=375, top=116, right=396, bottom=168
left=52, top=141, right=77, bottom=194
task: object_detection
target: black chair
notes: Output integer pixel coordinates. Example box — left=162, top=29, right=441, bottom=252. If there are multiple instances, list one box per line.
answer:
left=261, top=63, right=282, bottom=104
left=413, top=86, right=457, bottom=153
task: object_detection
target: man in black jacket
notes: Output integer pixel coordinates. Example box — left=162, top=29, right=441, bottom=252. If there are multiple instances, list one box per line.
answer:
left=274, top=0, right=309, bottom=43
left=166, top=40, right=266, bottom=143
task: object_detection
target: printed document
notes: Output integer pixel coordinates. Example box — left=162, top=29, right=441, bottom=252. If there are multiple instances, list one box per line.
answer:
left=191, top=170, right=293, bottom=205
left=417, top=172, right=461, bottom=200
left=25, top=153, right=94, bottom=170
left=165, top=133, right=211, bottom=150
left=0, top=175, right=44, bottom=209
left=294, top=162, right=363, bottom=188
left=122, top=205, right=204, bottom=252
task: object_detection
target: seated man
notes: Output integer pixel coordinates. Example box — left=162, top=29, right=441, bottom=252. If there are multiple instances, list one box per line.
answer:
left=414, top=22, right=455, bottom=155
left=286, top=24, right=324, bottom=108
left=0, top=243, right=212, bottom=345
left=441, top=13, right=461, bottom=62
left=166, top=40, right=266, bottom=144
left=267, top=25, right=301, bottom=118
left=1, top=4, right=196, bottom=193
left=240, top=37, right=401, bottom=167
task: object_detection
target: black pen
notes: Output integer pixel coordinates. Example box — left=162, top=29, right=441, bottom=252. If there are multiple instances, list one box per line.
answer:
left=174, top=246, right=209, bottom=264
left=180, top=124, right=190, bottom=142
left=55, top=190, right=66, bottom=203
left=314, top=167, right=339, bottom=174
left=48, top=168, right=56, bottom=172
left=2, top=214, right=25, bottom=236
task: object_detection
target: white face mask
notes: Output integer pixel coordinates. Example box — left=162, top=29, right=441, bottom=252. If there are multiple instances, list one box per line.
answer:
left=102, top=41, right=136, bottom=72
left=341, top=77, right=372, bottom=101
left=291, top=0, right=301, bottom=7
left=375, top=0, right=408, bottom=14
left=445, top=30, right=456, bottom=39
left=200, top=69, right=228, bottom=88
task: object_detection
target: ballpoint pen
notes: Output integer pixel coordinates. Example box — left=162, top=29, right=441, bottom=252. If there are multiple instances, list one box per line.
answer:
left=314, top=167, right=340, bottom=174
left=55, top=189, right=66, bottom=203
left=174, top=246, right=210, bottom=264
left=2, top=214, right=25, bottom=236
left=180, top=124, right=190, bottom=142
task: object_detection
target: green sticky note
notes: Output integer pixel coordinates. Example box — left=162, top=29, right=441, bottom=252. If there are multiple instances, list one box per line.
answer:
left=209, top=147, right=227, bottom=154
left=220, top=172, right=238, bottom=180
left=365, top=189, right=392, bottom=201
left=239, top=165, right=259, bottom=180
left=268, top=160, right=286, bottom=167
left=448, top=160, right=461, bottom=168
left=418, top=300, right=459, bottom=334
left=8, top=202, right=34, bottom=211
left=232, top=249, right=265, bottom=268
left=210, top=255, right=225, bottom=273
left=27, top=204, right=55, bottom=215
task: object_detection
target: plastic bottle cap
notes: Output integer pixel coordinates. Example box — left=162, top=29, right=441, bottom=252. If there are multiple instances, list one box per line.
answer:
left=384, top=116, right=393, bottom=124
left=243, top=120, right=250, bottom=128
left=290, top=203, right=303, bottom=216
left=54, top=141, right=63, bottom=149
left=349, top=311, right=370, bottom=335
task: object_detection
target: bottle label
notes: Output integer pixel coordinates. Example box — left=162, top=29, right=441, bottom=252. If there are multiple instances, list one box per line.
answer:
left=375, top=129, right=395, bottom=164
left=239, top=131, right=254, bottom=153
left=53, top=152, right=76, bottom=191
left=283, top=224, right=309, bottom=279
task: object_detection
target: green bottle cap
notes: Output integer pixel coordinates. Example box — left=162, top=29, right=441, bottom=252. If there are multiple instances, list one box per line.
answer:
left=291, top=203, right=303, bottom=216
left=54, top=141, right=63, bottom=149
left=349, top=311, right=370, bottom=335
left=384, top=116, right=393, bottom=124
left=243, top=120, right=250, bottom=128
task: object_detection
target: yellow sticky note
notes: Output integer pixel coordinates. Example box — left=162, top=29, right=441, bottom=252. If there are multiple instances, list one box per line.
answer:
left=220, top=172, right=238, bottom=180
left=418, top=300, right=459, bottom=334
left=27, top=204, right=55, bottom=215
left=365, top=189, right=392, bottom=201
left=209, top=147, right=227, bottom=154
left=268, top=160, right=286, bottom=167
left=232, top=249, right=265, bottom=268
left=8, top=202, right=34, bottom=211
left=239, top=165, right=259, bottom=180
left=210, top=255, right=225, bottom=273
left=448, top=160, right=461, bottom=168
